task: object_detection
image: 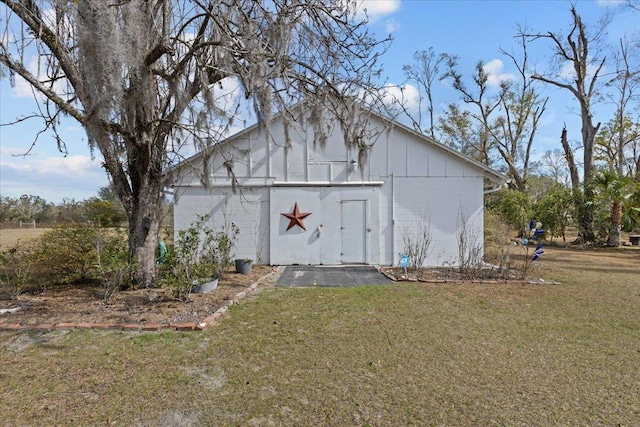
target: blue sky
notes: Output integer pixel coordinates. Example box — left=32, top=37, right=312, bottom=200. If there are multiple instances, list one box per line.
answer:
left=0, top=0, right=636, bottom=203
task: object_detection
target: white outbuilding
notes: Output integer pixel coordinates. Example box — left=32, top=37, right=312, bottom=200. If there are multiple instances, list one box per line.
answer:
left=170, top=108, right=507, bottom=267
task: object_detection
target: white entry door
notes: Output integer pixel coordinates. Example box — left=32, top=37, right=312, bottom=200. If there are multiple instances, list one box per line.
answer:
left=341, top=200, right=367, bottom=263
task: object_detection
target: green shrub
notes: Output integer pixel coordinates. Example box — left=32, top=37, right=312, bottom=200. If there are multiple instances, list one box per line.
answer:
left=162, top=216, right=238, bottom=302
left=94, top=228, right=133, bottom=300
left=487, top=189, right=532, bottom=235
left=532, top=185, right=573, bottom=242
left=211, top=222, right=239, bottom=281
left=30, top=226, right=99, bottom=284
left=85, top=198, right=128, bottom=227
left=0, top=241, right=35, bottom=297
left=29, top=225, right=129, bottom=287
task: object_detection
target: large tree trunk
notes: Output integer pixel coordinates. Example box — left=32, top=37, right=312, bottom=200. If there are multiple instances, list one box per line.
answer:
left=128, top=185, right=161, bottom=287
left=562, top=125, right=598, bottom=244
left=124, top=129, right=165, bottom=287
left=561, top=127, right=580, bottom=190
left=562, top=126, right=589, bottom=244
left=119, top=52, right=165, bottom=287
left=90, top=126, right=164, bottom=287
left=581, top=109, right=600, bottom=185
left=579, top=114, right=600, bottom=244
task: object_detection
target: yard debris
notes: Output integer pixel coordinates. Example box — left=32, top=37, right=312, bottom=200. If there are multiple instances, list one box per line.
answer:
left=0, top=307, right=22, bottom=315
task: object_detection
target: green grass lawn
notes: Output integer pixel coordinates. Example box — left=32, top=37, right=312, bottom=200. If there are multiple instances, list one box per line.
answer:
left=1, top=246, right=639, bottom=426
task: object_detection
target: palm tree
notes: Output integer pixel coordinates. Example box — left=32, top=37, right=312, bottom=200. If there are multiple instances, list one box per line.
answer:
left=594, top=171, right=634, bottom=246
left=621, top=182, right=640, bottom=233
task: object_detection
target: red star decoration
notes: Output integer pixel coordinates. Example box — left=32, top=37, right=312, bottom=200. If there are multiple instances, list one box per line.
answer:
left=282, top=202, right=311, bottom=231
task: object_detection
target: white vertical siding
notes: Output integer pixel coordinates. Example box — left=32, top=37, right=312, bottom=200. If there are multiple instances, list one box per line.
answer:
left=363, top=115, right=487, bottom=267
left=388, top=132, right=407, bottom=177
left=173, top=112, right=494, bottom=267
left=388, top=176, right=483, bottom=267
left=407, top=135, right=429, bottom=177
left=269, top=186, right=380, bottom=265
left=173, top=186, right=270, bottom=264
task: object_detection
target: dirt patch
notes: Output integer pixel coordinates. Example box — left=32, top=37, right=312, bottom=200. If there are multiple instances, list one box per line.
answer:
left=382, top=264, right=540, bottom=283
left=0, top=266, right=277, bottom=326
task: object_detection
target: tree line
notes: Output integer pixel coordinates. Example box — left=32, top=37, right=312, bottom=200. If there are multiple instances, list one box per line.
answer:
left=401, top=5, right=640, bottom=246
left=0, top=187, right=128, bottom=227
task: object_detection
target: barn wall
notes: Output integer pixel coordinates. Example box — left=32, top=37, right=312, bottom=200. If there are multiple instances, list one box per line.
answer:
left=382, top=176, right=484, bottom=266
left=173, top=186, right=270, bottom=264
left=173, top=112, right=496, bottom=267
left=369, top=120, right=486, bottom=267
left=269, top=186, right=380, bottom=265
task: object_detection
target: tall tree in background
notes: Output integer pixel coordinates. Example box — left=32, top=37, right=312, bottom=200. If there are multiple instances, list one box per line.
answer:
left=492, top=32, right=548, bottom=192
left=525, top=6, right=608, bottom=243
left=595, top=117, right=640, bottom=177
left=594, top=37, right=640, bottom=245
left=402, top=48, right=456, bottom=138
left=440, top=60, right=499, bottom=166
left=0, top=194, right=52, bottom=223
left=428, top=33, right=547, bottom=191
left=599, top=38, right=640, bottom=178
left=539, top=149, right=571, bottom=187
left=0, top=0, right=388, bottom=286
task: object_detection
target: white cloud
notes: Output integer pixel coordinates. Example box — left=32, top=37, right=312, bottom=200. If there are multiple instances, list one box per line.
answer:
left=559, top=62, right=575, bottom=79
left=37, top=155, right=100, bottom=175
left=10, top=74, right=39, bottom=99
left=180, top=31, right=197, bottom=43
left=211, top=77, right=243, bottom=112
left=559, top=60, right=608, bottom=81
left=360, top=0, right=401, bottom=18
left=483, top=59, right=515, bottom=87
left=370, top=83, right=421, bottom=117
left=0, top=149, right=107, bottom=202
left=354, top=0, right=401, bottom=22
left=0, top=146, right=30, bottom=157
left=8, top=57, right=33, bottom=98
left=41, top=6, right=59, bottom=27
left=597, top=0, right=624, bottom=6
left=0, top=162, right=32, bottom=173
left=385, top=19, right=400, bottom=33
left=8, top=56, right=66, bottom=99
left=0, top=152, right=102, bottom=176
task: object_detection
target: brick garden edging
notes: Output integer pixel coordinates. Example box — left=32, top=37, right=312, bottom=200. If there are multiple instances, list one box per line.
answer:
left=0, top=270, right=278, bottom=333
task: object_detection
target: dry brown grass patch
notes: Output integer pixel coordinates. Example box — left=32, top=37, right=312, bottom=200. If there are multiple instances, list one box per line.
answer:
left=0, top=227, right=47, bottom=248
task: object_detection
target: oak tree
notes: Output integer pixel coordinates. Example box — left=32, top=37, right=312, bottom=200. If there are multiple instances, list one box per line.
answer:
left=0, top=0, right=388, bottom=286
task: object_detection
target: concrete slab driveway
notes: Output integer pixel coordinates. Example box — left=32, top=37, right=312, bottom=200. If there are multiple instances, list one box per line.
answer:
left=276, top=265, right=393, bottom=287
